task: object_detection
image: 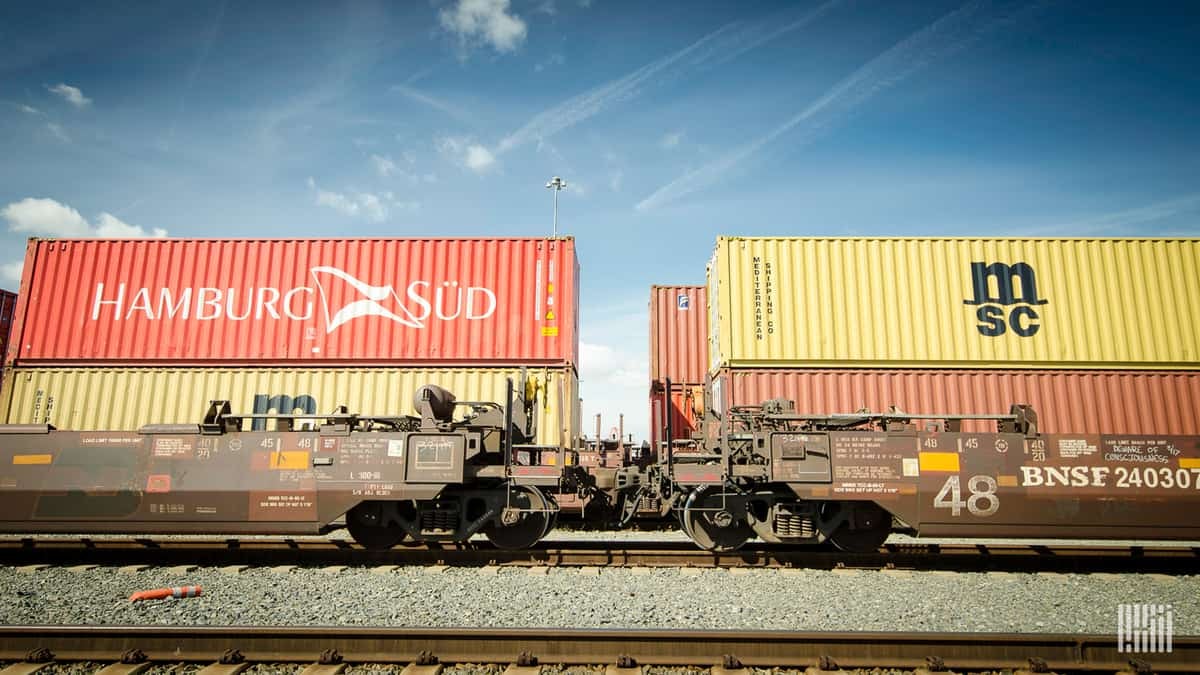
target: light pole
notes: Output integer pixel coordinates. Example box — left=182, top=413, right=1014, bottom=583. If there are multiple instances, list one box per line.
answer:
left=545, top=176, right=567, bottom=238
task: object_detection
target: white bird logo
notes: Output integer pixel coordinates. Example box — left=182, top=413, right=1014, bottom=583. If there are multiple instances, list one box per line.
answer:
left=310, top=266, right=425, bottom=333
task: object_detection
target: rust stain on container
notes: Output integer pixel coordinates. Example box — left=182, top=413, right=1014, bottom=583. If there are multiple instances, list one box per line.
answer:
left=8, top=238, right=578, bottom=367
left=720, top=368, right=1200, bottom=435
left=649, top=285, right=707, bottom=385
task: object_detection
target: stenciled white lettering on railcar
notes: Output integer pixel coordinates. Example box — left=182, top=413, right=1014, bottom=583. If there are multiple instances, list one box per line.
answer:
left=1020, top=465, right=1200, bottom=489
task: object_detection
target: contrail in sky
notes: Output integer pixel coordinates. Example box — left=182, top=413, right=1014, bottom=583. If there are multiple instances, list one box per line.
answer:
left=497, top=0, right=844, bottom=154
left=636, top=0, right=1029, bottom=211
left=392, top=84, right=475, bottom=126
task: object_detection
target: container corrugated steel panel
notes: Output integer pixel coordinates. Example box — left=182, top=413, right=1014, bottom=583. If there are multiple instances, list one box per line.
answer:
left=708, top=237, right=1200, bottom=370
left=649, top=285, right=707, bottom=385
left=0, top=289, right=16, bottom=367
left=0, top=289, right=15, bottom=388
left=719, top=368, right=1200, bottom=435
left=8, top=238, right=578, bottom=367
left=649, top=384, right=703, bottom=448
left=0, top=366, right=579, bottom=447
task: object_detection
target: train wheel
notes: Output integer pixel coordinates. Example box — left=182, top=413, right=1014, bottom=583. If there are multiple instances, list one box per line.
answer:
left=682, top=487, right=753, bottom=552
left=485, top=486, right=552, bottom=550
left=346, top=501, right=408, bottom=551
left=822, top=502, right=890, bottom=553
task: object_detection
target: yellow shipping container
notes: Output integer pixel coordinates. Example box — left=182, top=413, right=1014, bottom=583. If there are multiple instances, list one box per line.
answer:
left=708, top=237, right=1200, bottom=370
left=0, top=366, right=580, bottom=447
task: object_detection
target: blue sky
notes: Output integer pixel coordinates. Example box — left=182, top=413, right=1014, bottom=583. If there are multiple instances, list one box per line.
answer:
left=2, top=0, right=1198, bottom=440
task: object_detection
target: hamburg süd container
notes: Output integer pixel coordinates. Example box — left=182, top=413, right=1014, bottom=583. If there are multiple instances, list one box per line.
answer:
left=0, top=365, right=580, bottom=447
left=649, top=285, right=707, bottom=386
left=712, top=367, right=1200, bottom=435
left=707, top=237, right=1200, bottom=370
left=7, top=238, right=578, bottom=367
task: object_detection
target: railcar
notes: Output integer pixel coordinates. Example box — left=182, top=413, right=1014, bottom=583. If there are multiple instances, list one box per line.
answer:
left=608, top=379, right=1200, bottom=552
left=0, top=379, right=578, bottom=550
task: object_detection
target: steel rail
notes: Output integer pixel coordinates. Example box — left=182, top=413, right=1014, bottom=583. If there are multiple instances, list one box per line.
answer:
left=0, top=626, right=1196, bottom=671
left=1, top=536, right=1197, bottom=573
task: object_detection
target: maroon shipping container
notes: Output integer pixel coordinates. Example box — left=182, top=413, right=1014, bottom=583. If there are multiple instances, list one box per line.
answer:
left=649, top=383, right=703, bottom=448
left=8, top=238, right=578, bottom=367
left=649, top=285, right=707, bottom=385
left=0, top=289, right=16, bottom=371
left=717, top=368, right=1200, bottom=435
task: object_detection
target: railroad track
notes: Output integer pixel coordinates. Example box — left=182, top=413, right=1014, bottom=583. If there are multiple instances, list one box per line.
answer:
left=0, top=626, right=1195, bottom=673
left=1, top=536, right=1198, bottom=573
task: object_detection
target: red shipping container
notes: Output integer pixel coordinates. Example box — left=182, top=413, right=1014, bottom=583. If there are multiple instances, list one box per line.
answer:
left=7, top=238, right=578, bottom=367
left=717, top=368, right=1200, bottom=436
left=649, top=383, right=703, bottom=448
left=649, top=285, right=707, bottom=385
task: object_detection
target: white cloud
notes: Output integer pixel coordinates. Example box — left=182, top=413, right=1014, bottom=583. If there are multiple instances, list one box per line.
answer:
left=45, top=122, right=69, bottom=142
left=438, top=136, right=497, bottom=173
left=660, top=131, right=684, bottom=149
left=94, top=212, right=168, bottom=238
left=581, top=341, right=646, bottom=388
left=374, top=149, right=439, bottom=186
left=3, top=198, right=88, bottom=236
left=579, top=336, right=650, bottom=442
left=18, top=104, right=40, bottom=115
left=307, top=177, right=416, bottom=222
left=2, top=197, right=167, bottom=238
left=465, top=145, right=496, bottom=172
left=371, top=154, right=397, bottom=177
left=47, top=83, right=91, bottom=108
left=439, top=0, right=528, bottom=54
left=1, top=260, right=23, bottom=287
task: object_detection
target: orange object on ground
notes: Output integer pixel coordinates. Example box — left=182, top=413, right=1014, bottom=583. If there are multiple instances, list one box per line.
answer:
left=129, top=585, right=202, bottom=602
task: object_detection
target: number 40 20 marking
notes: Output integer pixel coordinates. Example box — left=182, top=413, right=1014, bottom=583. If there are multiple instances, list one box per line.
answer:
left=933, top=475, right=1000, bottom=517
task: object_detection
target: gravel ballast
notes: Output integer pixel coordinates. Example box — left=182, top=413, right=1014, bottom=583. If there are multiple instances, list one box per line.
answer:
left=2, top=564, right=1195, bottom=634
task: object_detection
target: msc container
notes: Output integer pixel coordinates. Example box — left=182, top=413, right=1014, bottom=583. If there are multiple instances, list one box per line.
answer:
left=707, top=237, right=1200, bottom=370
left=649, top=285, right=707, bottom=385
left=8, top=238, right=578, bottom=367
left=649, top=383, right=703, bottom=448
left=0, top=365, right=580, bottom=447
left=713, top=368, right=1200, bottom=435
